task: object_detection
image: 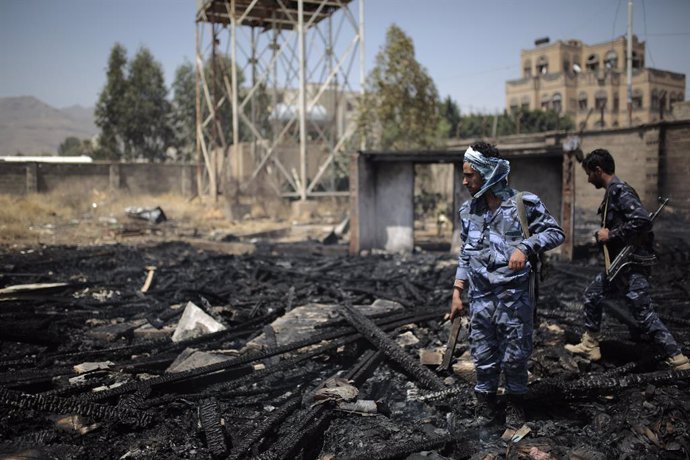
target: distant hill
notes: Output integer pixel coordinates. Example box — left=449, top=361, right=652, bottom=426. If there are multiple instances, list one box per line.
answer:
left=0, top=96, right=98, bottom=155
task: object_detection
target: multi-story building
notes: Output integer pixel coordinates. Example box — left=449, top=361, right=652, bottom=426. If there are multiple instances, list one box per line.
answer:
left=505, top=35, right=686, bottom=129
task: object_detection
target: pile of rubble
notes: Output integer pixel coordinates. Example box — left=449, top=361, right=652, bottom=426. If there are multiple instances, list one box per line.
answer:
left=0, top=237, right=689, bottom=459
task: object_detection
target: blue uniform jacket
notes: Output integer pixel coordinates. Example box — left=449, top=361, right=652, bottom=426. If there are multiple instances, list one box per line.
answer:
left=455, top=189, right=565, bottom=299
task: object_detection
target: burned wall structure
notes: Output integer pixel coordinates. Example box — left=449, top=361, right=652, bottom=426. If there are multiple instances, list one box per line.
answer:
left=352, top=119, right=690, bottom=256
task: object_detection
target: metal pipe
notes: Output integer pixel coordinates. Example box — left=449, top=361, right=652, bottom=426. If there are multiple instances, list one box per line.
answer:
left=626, top=0, right=633, bottom=126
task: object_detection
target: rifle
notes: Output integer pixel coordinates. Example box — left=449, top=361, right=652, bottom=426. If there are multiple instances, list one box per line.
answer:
left=606, top=197, right=669, bottom=282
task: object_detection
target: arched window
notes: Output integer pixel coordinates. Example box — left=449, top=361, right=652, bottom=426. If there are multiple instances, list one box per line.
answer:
left=651, top=89, right=659, bottom=110
left=541, top=93, right=551, bottom=110
left=523, top=59, right=532, bottom=77
left=632, top=89, right=643, bottom=109
left=563, top=55, right=570, bottom=73
left=632, top=51, right=643, bottom=69
left=670, top=92, right=682, bottom=109
left=510, top=98, right=519, bottom=113
left=586, top=54, right=599, bottom=71
left=578, top=92, right=588, bottom=111
left=595, top=90, right=607, bottom=110
left=552, top=93, right=562, bottom=113
left=536, top=56, right=548, bottom=75
left=604, top=50, right=618, bottom=69
left=521, top=96, right=530, bottom=110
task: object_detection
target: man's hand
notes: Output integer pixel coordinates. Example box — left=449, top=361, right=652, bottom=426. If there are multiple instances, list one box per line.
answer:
left=595, top=228, right=610, bottom=243
left=450, top=288, right=463, bottom=321
left=508, top=248, right=527, bottom=270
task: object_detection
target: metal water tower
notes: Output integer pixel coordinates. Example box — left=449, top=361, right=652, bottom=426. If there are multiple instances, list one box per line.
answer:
left=195, top=0, right=365, bottom=202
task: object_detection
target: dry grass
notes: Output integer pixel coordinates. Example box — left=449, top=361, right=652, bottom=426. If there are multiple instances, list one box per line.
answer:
left=0, top=188, right=232, bottom=247
left=0, top=181, right=349, bottom=249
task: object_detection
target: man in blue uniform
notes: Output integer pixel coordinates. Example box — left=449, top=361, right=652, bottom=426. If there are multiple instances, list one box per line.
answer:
left=449, top=142, right=565, bottom=428
left=565, top=149, right=690, bottom=370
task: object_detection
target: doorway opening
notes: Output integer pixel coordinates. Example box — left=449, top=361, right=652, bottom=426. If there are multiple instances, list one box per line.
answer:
left=413, top=163, right=454, bottom=251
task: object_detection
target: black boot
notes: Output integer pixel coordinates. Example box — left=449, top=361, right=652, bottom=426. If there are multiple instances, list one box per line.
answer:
left=505, top=394, right=526, bottom=429
left=474, top=392, right=497, bottom=427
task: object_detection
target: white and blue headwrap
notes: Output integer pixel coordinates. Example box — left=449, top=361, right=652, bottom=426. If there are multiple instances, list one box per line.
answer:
left=463, top=146, right=511, bottom=199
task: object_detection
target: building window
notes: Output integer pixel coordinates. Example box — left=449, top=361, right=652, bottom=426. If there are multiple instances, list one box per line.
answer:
left=586, top=54, right=599, bottom=71
left=523, top=59, right=532, bottom=77
left=521, top=96, right=530, bottom=111
left=595, top=91, right=607, bottom=110
left=632, top=51, right=643, bottom=69
left=541, top=94, right=551, bottom=110
left=578, top=92, right=588, bottom=111
left=670, top=92, right=682, bottom=110
left=509, top=98, right=519, bottom=113
left=651, top=89, right=659, bottom=110
left=613, top=94, right=620, bottom=112
left=536, top=56, right=548, bottom=75
left=632, top=89, right=643, bottom=109
left=604, top=50, right=618, bottom=69
left=552, top=93, right=562, bottom=113
left=563, top=56, right=570, bottom=73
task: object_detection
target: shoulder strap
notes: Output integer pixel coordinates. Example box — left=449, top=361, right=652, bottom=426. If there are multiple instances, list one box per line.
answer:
left=516, top=191, right=531, bottom=238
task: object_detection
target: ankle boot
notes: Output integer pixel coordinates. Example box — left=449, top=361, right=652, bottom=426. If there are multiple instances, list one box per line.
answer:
left=665, top=353, right=690, bottom=371
left=474, top=392, right=497, bottom=427
left=564, top=330, right=601, bottom=361
left=505, top=394, right=526, bottom=429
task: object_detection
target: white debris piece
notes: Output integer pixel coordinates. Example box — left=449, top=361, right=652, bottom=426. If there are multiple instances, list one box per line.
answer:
left=73, top=361, right=114, bottom=374
left=171, top=301, right=226, bottom=343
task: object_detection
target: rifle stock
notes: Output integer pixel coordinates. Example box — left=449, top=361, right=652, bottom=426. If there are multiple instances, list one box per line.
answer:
left=606, top=197, right=669, bottom=282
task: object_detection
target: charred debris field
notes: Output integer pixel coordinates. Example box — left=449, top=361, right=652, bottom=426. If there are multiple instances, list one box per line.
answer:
left=0, top=236, right=689, bottom=460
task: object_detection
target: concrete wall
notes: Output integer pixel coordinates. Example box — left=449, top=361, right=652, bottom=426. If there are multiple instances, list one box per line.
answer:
left=350, top=156, right=414, bottom=254
left=509, top=156, right=563, bottom=220
left=0, top=162, right=198, bottom=197
left=573, top=126, right=662, bottom=246
left=661, top=122, right=690, bottom=214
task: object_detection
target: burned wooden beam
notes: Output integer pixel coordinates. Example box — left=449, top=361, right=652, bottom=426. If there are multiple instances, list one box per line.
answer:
left=341, top=433, right=454, bottom=460
left=227, top=395, right=301, bottom=460
left=0, top=387, right=151, bottom=427
left=198, top=398, right=228, bottom=457
left=340, top=304, right=446, bottom=391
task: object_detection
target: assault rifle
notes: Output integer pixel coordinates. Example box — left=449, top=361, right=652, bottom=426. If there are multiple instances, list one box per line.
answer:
left=606, top=197, right=669, bottom=282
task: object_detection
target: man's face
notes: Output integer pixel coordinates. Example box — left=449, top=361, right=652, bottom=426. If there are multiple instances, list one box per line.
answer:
left=584, top=166, right=605, bottom=189
left=463, top=162, right=483, bottom=196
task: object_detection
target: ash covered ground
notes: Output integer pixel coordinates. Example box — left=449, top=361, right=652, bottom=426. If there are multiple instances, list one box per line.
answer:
left=1, top=229, right=689, bottom=459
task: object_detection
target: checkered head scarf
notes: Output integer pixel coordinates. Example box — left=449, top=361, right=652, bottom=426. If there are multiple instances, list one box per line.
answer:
left=463, top=146, right=511, bottom=199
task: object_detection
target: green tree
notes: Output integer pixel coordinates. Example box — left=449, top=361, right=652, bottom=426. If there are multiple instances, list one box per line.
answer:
left=171, top=61, right=196, bottom=162
left=202, top=53, right=248, bottom=146
left=122, top=47, right=174, bottom=161
left=440, top=96, right=461, bottom=138
left=58, top=136, right=83, bottom=156
left=358, top=24, right=441, bottom=150
left=95, top=43, right=128, bottom=160
left=454, top=109, right=574, bottom=139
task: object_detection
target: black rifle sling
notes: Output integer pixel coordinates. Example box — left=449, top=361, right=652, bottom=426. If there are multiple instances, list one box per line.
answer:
left=516, top=192, right=540, bottom=315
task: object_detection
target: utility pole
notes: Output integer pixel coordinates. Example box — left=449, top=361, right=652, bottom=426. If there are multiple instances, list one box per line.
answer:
left=626, top=0, right=633, bottom=127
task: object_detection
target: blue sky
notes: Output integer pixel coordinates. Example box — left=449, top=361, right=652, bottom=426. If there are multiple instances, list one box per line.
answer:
left=1, top=0, right=688, bottom=113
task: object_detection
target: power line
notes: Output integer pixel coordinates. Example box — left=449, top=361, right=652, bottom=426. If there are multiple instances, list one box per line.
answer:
left=611, top=0, right=623, bottom=44
left=641, top=0, right=656, bottom=67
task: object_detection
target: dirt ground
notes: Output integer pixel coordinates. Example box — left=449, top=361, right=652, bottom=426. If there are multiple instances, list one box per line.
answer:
left=0, top=191, right=349, bottom=252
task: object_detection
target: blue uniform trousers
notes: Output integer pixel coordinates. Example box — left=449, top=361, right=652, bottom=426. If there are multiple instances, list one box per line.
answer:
left=469, top=287, right=533, bottom=395
left=583, top=269, right=680, bottom=358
